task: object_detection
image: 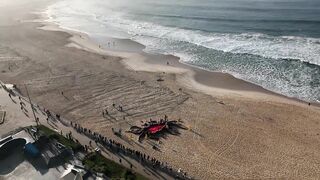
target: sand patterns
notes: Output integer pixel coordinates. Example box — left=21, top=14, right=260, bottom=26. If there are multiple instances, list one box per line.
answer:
left=25, top=71, right=189, bottom=128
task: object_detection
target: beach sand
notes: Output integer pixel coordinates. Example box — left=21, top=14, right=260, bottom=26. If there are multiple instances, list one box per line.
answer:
left=1, top=0, right=320, bottom=179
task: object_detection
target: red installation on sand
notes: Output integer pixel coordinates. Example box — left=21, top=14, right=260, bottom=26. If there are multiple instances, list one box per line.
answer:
left=147, top=124, right=166, bottom=134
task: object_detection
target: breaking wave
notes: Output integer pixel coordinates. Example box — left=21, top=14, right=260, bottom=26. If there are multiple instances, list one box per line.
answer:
left=45, top=0, right=320, bottom=102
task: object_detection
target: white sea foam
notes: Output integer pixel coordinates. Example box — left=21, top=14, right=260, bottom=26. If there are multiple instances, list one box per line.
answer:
left=102, top=15, right=320, bottom=66
left=46, top=0, right=320, bottom=66
left=45, top=0, right=320, bottom=102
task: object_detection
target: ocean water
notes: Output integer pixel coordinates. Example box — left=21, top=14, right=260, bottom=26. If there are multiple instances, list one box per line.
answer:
left=45, top=0, right=320, bottom=102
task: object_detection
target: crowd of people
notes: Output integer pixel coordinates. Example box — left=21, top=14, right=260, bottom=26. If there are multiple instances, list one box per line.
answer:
left=5, top=85, right=191, bottom=180
left=70, top=121, right=191, bottom=180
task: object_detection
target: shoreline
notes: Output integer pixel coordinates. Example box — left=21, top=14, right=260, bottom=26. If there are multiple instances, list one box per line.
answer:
left=38, top=18, right=319, bottom=108
left=40, top=1, right=320, bottom=106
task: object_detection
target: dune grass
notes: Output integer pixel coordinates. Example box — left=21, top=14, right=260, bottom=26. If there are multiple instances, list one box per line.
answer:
left=36, top=125, right=82, bottom=151
left=83, top=152, right=148, bottom=180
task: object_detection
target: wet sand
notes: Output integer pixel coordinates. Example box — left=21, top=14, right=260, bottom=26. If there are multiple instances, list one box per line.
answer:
left=1, top=0, right=320, bottom=179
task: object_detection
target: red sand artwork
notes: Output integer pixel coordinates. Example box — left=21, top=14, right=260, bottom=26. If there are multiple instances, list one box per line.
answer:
left=147, top=124, right=166, bottom=134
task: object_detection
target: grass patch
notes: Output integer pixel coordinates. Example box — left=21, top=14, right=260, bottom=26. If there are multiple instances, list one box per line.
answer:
left=83, top=152, right=148, bottom=180
left=36, top=125, right=82, bottom=152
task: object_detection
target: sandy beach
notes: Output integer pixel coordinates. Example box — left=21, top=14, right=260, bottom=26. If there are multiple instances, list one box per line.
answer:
left=1, top=0, right=320, bottom=179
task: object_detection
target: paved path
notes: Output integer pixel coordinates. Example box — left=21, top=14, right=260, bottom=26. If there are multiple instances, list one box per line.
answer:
left=0, top=82, right=175, bottom=180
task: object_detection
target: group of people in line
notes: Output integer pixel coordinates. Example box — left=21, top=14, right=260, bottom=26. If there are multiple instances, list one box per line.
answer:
left=70, top=121, right=190, bottom=180
left=17, top=95, right=40, bottom=124
left=5, top=86, right=190, bottom=179
left=98, top=41, right=116, bottom=49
